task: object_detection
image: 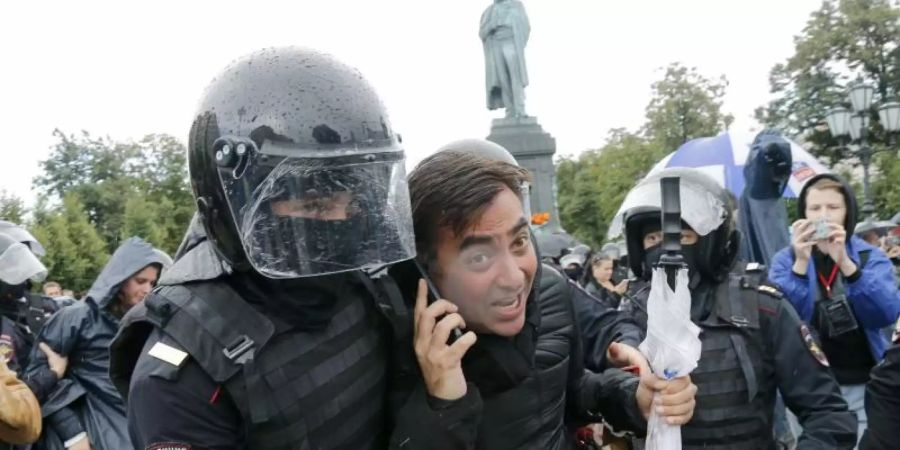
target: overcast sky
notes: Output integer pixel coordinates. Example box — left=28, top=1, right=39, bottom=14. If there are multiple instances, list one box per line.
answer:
left=1, top=0, right=826, bottom=205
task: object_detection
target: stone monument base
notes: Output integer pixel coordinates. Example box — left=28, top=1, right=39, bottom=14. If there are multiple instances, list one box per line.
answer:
left=487, top=116, right=562, bottom=232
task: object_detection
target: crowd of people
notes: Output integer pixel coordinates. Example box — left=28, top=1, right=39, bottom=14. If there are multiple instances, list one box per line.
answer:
left=1, top=46, right=898, bottom=450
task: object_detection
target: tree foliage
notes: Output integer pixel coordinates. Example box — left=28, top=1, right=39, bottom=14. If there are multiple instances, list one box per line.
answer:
left=557, top=63, right=732, bottom=246
left=34, top=130, right=193, bottom=254
left=30, top=195, right=109, bottom=293
left=644, top=63, right=734, bottom=152
left=0, top=191, right=26, bottom=224
left=756, top=0, right=899, bottom=217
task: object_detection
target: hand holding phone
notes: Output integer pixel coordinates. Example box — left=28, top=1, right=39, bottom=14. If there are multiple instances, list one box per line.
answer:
left=412, top=278, right=478, bottom=400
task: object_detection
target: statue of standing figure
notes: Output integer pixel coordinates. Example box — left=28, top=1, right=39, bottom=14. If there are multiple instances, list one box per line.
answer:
left=480, top=0, right=530, bottom=119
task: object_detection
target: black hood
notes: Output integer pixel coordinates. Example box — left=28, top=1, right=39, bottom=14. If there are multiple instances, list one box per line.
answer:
left=797, top=173, right=858, bottom=234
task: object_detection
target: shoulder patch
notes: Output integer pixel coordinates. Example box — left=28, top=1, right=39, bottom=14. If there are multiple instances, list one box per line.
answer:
left=148, top=342, right=188, bottom=367
left=756, top=284, right=783, bottom=299
left=799, top=324, right=829, bottom=367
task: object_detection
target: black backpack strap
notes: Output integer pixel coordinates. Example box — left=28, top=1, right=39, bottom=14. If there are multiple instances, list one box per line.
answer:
left=356, top=267, right=411, bottom=342
left=154, top=282, right=276, bottom=424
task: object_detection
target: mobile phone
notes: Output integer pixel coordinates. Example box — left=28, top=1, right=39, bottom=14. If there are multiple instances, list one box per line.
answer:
left=390, top=259, right=463, bottom=343
left=813, top=218, right=831, bottom=241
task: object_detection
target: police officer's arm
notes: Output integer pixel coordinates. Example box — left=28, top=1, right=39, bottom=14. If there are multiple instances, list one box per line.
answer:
left=767, top=298, right=858, bottom=449
left=0, top=358, right=42, bottom=445
left=564, top=282, right=646, bottom=435
left=25, top=304, right=90, bottom=446
left=861, top=342, right=900, bottom=450
left=569, top=280, right=643, bottom=372
left=128, top=332, right=243, bottom=450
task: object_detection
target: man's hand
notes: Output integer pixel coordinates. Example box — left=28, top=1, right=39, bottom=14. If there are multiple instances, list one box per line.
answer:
left=636, top=374, right=697, bottom=425
left=817, top=223, right=857, bottom=275
left=606, top=342, right=650, bottom=376
left=39, top=343, right=68, bottom=380
left=790, top=219, right=816, bottom=263
left=413, top=279, right=478, bottom=401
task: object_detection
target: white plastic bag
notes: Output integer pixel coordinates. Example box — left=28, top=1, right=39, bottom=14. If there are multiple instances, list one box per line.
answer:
left=638, top=267, right=702, bottom=450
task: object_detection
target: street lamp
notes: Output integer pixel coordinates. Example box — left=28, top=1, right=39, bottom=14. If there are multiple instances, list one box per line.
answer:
left=879, top=101, right=900, bottom=134
left=824, top=79, right=899, bottom=221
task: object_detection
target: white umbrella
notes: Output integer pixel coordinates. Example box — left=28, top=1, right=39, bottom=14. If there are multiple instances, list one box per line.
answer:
left=639, top=267, right=702, bottom=450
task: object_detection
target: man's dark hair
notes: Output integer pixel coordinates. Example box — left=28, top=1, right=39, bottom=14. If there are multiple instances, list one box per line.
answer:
left=408, top=150, right=531, bottom=261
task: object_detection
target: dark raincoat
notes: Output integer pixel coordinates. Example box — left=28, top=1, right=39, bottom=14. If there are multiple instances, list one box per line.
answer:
left=738, top=130, right=793, bottom=266
left=24, top=237, right=167, bottom=450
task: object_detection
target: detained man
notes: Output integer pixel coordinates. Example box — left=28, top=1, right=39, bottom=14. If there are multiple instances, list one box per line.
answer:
left=388, top=150, right=696, bottom=449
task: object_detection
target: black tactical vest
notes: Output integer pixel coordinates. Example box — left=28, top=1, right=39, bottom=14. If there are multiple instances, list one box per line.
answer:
left=681, top=273, right=776, bottom=450
left=113, top=279, right=389, bottom=450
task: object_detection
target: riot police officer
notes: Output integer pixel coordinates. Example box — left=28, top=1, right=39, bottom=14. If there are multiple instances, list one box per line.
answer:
left=617, top=168, right=857, bottom=449
left=109, top=47, right=417, bottom=449
left=0, top=223, right=60, bottom=371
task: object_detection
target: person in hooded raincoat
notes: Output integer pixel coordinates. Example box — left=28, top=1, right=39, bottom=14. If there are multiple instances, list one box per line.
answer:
left=24, top=237, right=167, bottom=450
left=769, top=174, right=900, bottom=446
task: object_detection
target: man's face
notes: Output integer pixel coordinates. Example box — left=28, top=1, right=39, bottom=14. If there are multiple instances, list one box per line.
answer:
left=270, top=191, right=358, bottom=221
left=43, top=285, right=61, bottom=297
left=804, top=188, right=847, bottom=227
left=432, top=187, right=537, bottom=337
left=118, top=265, right=159, bottom=312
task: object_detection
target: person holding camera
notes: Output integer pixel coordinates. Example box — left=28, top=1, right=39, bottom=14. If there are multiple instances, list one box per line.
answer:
left=769, top=174, right=900, bottom=446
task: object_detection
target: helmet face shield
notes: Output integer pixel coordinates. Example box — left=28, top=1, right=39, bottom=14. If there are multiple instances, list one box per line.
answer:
left=619, top=177, right=727, bottom=238
left=218, top=141, right=415, bottom=278
left=0, top=240, right=48, bottom=285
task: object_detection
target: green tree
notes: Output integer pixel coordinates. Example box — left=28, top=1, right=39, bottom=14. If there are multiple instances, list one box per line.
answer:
left=558, top=130, right=667, bottom=246
left=121, top=194, right=166, bottom=249
left=644, top=63, right=734, bottom=152
left=0, top=190, right=26, bottom=224
left=31, top=195, right=109, bottom=293
left=34, top=130, right=193, bottom=254
left=756, top=0, right=899, bottom=217
left=557, top=61, right=734, bottom=246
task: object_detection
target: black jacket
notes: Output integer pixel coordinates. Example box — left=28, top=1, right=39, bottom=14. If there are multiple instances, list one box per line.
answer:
left=24, top=237, right=167, bottom=450
left=861, top=339, right=900, bottom=450
left=389, top=264, right=646, bottom=449
left=621, top=264, right=857, bottom=449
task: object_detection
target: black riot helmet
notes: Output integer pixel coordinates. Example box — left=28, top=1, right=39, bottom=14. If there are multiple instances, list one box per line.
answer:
left=188, top=47, right=415, bottom=279
left=622, top=168, right=740, bottom=283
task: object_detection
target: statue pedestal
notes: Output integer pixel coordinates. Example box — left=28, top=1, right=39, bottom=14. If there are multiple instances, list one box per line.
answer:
left=486, top=116, right=562, bottom=232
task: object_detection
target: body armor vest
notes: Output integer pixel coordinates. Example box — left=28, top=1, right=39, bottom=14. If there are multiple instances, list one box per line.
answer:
left=681, top=273, right=776, bottom=450
left=114, top=280, right=389, bottom=450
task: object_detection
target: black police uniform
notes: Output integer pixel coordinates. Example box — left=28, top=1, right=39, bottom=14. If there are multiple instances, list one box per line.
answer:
left=110, top=47, right=417, bottom=450
left=624, top=264, right=857, bottom=449
left=860, top=337, right=900, bottom=450
left=617, top=167, right=857, bottom=449
left=112, top=241, right=392, bottom=449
